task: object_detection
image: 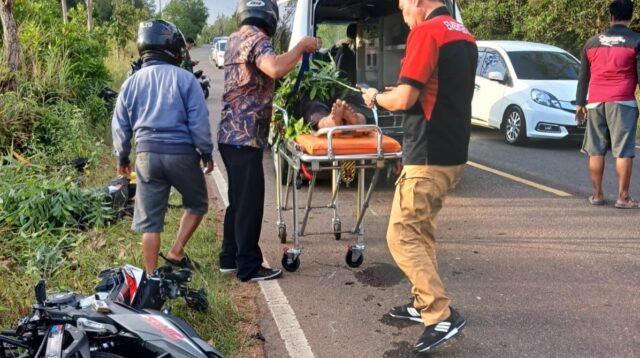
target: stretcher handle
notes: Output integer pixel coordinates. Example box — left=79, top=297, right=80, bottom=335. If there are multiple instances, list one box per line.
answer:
left=273, top=104, right=290, bottom=128
left=372, top=106, right=379, bottom=126
left=325, top=124, right=384, bottom=160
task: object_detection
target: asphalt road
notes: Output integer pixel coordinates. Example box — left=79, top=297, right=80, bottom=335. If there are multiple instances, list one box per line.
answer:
left=193, top=47, right=640, bottom=358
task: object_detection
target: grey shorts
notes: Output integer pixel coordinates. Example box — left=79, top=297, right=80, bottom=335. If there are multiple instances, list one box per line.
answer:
left=133, top=152, right=208, bottom=233
left=582, top=102, right=638, bottom=158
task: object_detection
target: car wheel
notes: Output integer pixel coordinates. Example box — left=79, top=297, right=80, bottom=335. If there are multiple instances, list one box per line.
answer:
left=503, top=106, right=527, bottom=145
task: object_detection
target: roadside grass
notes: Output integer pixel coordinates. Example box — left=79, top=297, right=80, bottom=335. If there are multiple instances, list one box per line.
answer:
left=105, top=43, right=138, bottom=90
left=0, top=179, right=258, bottom=358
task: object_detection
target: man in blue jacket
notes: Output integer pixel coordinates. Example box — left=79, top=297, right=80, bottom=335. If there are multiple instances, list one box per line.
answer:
left=112, top=20, right=213, bottom=282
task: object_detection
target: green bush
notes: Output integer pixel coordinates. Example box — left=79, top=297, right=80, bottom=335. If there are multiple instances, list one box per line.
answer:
left=459, top=0, right=640, bottom=55
left=0, top=2, right=113, bottom=161
left=0, top=154, right=114, bottom=275
left=18, top=5, right=112, bottom=101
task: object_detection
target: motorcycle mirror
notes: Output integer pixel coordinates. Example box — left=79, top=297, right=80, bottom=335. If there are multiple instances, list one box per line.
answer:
left=35, top=279, right=46, bottom=305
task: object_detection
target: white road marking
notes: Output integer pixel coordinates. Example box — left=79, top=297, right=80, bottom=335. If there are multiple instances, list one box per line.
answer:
left=259, top=279, right=315, bottom=358
left=467, top=161, right=572, bottom=197
left=210, top=165, right=315, bottom=358
left=211, top=166, right=229, bottom=207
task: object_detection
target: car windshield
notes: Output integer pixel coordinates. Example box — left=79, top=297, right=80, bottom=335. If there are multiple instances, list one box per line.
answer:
left=507, top=51, right=579, bottom=80
left=219, top=42, right=226, bottom=51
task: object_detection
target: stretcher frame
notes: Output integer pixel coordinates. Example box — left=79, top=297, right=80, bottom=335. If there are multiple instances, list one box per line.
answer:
left=272, top=105, right=402, bottom=271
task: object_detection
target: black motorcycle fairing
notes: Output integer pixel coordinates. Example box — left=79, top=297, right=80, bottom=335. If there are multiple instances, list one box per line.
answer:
left=143, top=310, right=224, bottom=357
left=108, top=314, right=211, bottom=357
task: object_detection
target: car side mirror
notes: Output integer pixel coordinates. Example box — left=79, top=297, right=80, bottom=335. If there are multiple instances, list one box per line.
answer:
left=488, top=71, right=505, bottom=82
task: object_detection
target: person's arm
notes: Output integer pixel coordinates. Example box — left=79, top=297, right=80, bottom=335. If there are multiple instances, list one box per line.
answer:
left=636, top=41, right=640, bottom=90
left=575, top=44, right=591, bottom=123
left=256, top=36, right=318, bottom=79
left=111, top=87, right=133, bottom=177
left=576, top=44, right=590, bottom=106
left=184, top=76, right=214, bottom=173
left=362, top=85, right=420, bottom=111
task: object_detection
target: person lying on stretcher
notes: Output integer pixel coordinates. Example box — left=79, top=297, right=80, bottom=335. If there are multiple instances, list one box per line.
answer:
left=297, top=96, right=368, bottom=136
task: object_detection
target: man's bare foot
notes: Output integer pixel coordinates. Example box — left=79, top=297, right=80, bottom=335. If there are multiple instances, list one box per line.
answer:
left=329, top=100, right=345, bottom=126
left=342, top=101, right=359, bottom=125
left=340, top=100, right=369, bottom=136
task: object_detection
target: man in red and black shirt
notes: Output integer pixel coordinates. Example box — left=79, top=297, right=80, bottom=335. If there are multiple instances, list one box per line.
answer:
left=576, top=0, right=640, bottom=209
left=362, top=0, right=477, bottom=353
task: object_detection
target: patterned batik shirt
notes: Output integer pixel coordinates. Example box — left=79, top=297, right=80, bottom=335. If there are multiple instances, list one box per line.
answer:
left=217, top=26, right=276, bottom=148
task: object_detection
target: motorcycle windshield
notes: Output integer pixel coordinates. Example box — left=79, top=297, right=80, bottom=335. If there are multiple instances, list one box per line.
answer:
left=109, top=314, right=213, bottom=357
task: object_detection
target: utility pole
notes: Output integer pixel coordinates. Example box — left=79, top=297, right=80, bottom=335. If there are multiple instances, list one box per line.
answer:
left=158, top=0, right=162, bottom=18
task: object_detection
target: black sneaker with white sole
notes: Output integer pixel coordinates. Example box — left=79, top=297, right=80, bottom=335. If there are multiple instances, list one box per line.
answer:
left=243, top=266, right=282, bottom=282
left=414, top=307, right=466, bottom=353
left=389, top=301, right=424, bottom=323
left=219, top=267, right=237, bottom=273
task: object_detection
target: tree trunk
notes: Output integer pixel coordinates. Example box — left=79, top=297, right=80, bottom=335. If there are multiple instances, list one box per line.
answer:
left=86, top=0, right=93, bottom=32
left=61, top=0, right=68, bottom=24
left=0, top=0, right=19, bottom=91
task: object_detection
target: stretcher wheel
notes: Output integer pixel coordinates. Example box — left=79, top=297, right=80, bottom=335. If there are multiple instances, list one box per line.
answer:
left=345, top=248, right=363, bottom=268
left=333, top=221, right=341, bottom=241
left=282, top=254, right=300, bottom=272
left=278, top=225, right=287, bottom=243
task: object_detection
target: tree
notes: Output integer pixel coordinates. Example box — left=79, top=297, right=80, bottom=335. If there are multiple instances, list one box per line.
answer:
left=0, top=0, right=19, bottom=90
left=458, top=0, right=640, bottom=56
left=86, top=0, right=93, bottom=31
left=199, top=12, right=237, bottom=43
left=107, top=1, right=152, bottom=56
left=163, top=0, right=208, bottom=40
left=222, top=12, right=238, bottom=36
left=94, top=0, right=155, bottom=23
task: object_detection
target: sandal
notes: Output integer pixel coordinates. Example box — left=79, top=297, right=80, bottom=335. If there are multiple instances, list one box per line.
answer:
left=588, top=195, right=605, bottom=206
left=614, top=199, right=640, bottom=209
left=159, top=252, right=201, bottom=270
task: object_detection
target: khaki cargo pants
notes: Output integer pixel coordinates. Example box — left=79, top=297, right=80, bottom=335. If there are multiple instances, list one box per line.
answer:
left=387, top=164, right=465, bottom=326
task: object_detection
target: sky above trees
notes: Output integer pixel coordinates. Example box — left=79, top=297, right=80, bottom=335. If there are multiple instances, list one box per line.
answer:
left=204, top=0, right=236, bottom=16
left=158, top=0, right=236, bottom=19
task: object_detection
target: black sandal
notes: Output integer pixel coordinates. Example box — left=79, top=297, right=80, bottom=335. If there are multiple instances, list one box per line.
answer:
left=159, top=252, right=201, bottom=270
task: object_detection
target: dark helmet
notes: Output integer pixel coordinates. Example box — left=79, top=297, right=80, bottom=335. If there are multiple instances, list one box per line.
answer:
left=237, top=0, right=279, bottom=37
left=137, top=19, right=186, bottom=65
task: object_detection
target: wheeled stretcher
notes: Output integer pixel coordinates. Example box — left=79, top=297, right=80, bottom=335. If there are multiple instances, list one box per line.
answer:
left=272, top=105, right=402, bottom=272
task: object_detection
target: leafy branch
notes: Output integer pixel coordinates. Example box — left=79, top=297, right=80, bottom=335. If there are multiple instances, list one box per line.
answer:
left=271, top=58, right=349, bottom=144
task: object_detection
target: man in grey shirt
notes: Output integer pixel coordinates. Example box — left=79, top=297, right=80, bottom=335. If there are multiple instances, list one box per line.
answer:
left=112, top=19, right=213, bottom=294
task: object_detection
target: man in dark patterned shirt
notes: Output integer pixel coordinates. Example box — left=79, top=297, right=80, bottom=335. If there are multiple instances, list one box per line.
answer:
left=217, top=0, right=317, bottom=281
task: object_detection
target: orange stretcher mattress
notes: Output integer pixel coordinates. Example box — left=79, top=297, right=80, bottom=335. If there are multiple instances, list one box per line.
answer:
left=294, top=133, right=402, bottom=156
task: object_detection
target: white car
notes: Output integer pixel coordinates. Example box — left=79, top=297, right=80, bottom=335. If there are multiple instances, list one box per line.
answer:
left=472, top=41, right=584, bottom=145
left=212, top=39, right=227, bottom=69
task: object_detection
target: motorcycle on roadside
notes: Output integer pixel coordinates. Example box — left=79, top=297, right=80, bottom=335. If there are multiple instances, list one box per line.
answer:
left=0, top=261, right=222, bottom=358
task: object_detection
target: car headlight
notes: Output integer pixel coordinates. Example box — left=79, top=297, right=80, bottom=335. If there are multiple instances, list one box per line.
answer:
left=531, top=89, right=562, bottom=109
